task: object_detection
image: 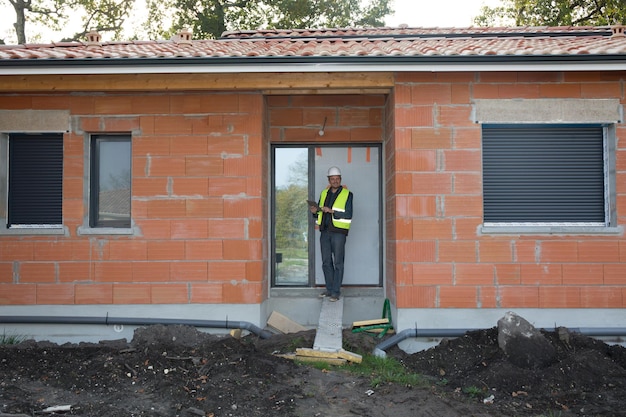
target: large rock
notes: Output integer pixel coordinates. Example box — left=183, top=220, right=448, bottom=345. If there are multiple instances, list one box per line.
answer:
left=497, top=311, right=556, bottom=369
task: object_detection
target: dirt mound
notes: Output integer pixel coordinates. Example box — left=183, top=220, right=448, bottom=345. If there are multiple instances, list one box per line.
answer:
left=0, top=324, right=625, bottom=416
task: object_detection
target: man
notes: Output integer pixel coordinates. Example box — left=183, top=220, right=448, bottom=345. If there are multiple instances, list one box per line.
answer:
left=310, top=166, right=354, bottom=302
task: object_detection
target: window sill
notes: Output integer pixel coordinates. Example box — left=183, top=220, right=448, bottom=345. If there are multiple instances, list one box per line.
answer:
left=0, top=226, right=66, bottom=236
left=77, top=226, right=136, bottom=236
left=480, top=224, right=623, bottom=235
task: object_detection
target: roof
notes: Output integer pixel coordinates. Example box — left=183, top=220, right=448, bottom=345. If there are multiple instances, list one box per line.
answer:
left=1, top=26, right=626, bottom=74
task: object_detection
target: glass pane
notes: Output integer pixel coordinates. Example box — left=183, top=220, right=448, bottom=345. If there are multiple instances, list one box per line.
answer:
left=274, top=148, right=309, bottom=285
left=98, top=139, right=131, bottom=227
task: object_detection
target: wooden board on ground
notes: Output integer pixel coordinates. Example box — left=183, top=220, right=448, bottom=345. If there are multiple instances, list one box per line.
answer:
left=267, top=311, right=308, bottom=334
left=296, top=347, right=362, bottom=364
left=352, top=318, right=389, bottom=327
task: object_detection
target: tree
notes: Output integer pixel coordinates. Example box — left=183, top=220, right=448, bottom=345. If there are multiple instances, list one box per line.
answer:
left=474, top=0, right=626, bottom=27
left=146, top=0, right=393, bottom=41
left=5, top=0, right=135, bottom=44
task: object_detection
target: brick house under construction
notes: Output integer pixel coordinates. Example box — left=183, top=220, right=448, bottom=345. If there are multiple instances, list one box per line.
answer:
left=0, top=26, right=625, bottom=350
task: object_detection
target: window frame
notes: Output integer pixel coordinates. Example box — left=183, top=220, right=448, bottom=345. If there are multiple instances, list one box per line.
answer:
left=480, top=123, right=619, bottom=235
left=0, top=133, right=65, bottom=235
left=78, top=133, right=134, bottom=235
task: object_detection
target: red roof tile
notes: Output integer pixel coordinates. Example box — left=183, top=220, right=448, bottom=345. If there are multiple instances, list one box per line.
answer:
left=0, top=26, right=625, bottom=62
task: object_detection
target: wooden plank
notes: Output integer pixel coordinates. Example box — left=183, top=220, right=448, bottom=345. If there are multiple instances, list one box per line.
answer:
left=336, top=349, right=362, bottom=364
left=296, top=356, right=347, bottom=365
left=296, top=347, right=362, bottom=364
left=267, top=311, right=307, bottom=334
left=0, top=72, right=395, bottom=92
left=352, top=318, right=389, bottom=327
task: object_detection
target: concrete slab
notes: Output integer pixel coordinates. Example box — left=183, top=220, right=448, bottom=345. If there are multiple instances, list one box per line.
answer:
left=313, top=297, right=344, bottom=352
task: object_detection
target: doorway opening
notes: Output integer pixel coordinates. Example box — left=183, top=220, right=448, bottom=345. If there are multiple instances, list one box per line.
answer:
left=271, top=144, right=382, bottom=288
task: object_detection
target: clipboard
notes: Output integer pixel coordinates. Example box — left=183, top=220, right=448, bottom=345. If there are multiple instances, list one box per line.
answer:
left=306, top=200, right=321, bottom=211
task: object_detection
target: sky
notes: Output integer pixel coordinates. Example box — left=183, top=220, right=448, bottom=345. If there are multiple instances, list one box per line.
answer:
left=0, top=0, right=504, bottom=45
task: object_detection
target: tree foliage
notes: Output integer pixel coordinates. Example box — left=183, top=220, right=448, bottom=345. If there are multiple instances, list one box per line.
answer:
left=146, top=0, right=392, bottom=41
left=474, top=0, right=626, bottom=27
left=5, top=0, right=134, bottom=44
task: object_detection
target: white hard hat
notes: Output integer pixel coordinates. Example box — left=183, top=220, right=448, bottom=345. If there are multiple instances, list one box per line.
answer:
left=327, top=166, right=342, bottom=176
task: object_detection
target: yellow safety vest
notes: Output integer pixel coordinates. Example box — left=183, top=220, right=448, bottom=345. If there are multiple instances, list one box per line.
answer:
left=316, top=188, right=351, bottom=230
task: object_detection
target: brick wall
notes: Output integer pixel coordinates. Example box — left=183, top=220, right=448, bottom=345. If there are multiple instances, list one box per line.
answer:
left=0, top=91, right=266, bottom=305
left=392, top=71, right=626, bottom=309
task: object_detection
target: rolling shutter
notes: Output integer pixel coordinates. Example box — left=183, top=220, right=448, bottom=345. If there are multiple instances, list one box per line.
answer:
left=482, top=125, right=605, bottom=224
left=8, top=134, right=63, bottom=227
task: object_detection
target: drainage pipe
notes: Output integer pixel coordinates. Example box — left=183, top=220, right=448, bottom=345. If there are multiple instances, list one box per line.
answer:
left=373, top=327, right=626, bottom=358
left=0, top=315, right=273, bottom=339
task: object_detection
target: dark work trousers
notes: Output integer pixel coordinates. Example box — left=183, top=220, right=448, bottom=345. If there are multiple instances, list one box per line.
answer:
left=320, top=230, right=347, bottom=297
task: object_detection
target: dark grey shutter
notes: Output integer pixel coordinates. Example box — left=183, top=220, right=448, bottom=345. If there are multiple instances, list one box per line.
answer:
left=8, top=134, right=63, bottom=226
left=482, top=125, right=605, bottom=223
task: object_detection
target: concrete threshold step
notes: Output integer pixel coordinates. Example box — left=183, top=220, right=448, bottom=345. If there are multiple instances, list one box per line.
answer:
left=313, top=296, right=344, bottom=352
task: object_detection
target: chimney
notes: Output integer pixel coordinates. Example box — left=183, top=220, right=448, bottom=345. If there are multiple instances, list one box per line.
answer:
left=611, top=25, right=626, bottom=37
left=176, top=28, right=193, bottom=45
left=85, top=30, right=102, bottom=45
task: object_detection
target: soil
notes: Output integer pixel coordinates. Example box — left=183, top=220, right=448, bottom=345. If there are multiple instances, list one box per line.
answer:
left=0, top=324, right=625, bottom=417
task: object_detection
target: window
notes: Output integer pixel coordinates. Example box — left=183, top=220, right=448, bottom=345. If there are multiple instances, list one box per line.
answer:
left=6, top=133, right=63, bottom=229
left=90, top=135, right=131, bottom=228
left=482, top=124, right=611, bottom=227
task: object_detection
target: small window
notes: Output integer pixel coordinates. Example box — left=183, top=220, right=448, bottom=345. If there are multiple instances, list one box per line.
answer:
left=7, top=133, right=63, bottom=228
left=90, top=135, right=131, bottom=228
left=482, top=124, right=608, bottom=226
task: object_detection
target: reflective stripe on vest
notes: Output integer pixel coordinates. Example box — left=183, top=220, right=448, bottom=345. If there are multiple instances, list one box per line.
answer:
left=316, top=188, right=351, bottom=230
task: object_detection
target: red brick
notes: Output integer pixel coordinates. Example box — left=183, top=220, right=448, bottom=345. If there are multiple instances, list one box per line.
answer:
left=171, top=219, right=208, bottom=239
left=498, top=84, right=540, bottom=98
left=185, top=241, right=223, bottom=260
left=412, top=219, right=453, bottom=240
left=446, top=195, right=483, bottom=218
left=102, top=116, right=141, bottom=131
left=539, top=286, right=581, bottom=308
left=412, top=263, right=453, bottom=285
left=208, top=261, right=246, bottom=281
left=540, top=241, right=578, bottom=263
left=147, top=241, right=185, bottom=261
left=133, top=136, right=170, bottom=155
left=0, top=263, right=12, bottom=282
left=208, top=219, right=246, bottom=239
left=223, top=198, right=263, bottom=219
left=154, top=116, right=193, bottom=135
left=395, top=196, right=437, bottom=217
left=455, top=264, right=494, bottom=285
left=94, top=96, right=132, bottom=114
left=172, top=177, right=208, bottom=196
left=411, top=173, right=453, bottom=194
left=186, top=198, right=224, bottom=218
left=581, top=287, right=623, bottom=308
left=539, top=83, right=582, bottom=98
left=151, top=284, right=189, bottom=304
left=577, top=241, right=620, bottom=263
left=453, top=173, right=482, bottom=194
left=94, top=262, right=133, bottom=282
left=395, top=106, right=433, bottom=127
left=223, top=240, right=262, bottom=261
left=19, top=263, right=56, bottom=283
left=75, top=284, right=113, bottom=304
left=208, top=177, right=248, bottom=196
left=394, top=218, right=413, bottom=240
left=562, top=264, right=603, bottom=285
left=479, top=240, right=513, bottom=262
left=437, top=105, right=474, bottom=127
left=207, top=136, right=246, bottom=155
left=222, top=281, right=262, bottom=303
left=170, top=136, right=208, bottom=155
left=410, top=84, right=452, bottom=105
left=495, top=264, right=520, bottom=285
left=108, top=241, right=147, bottom=261
left=499, top=286, right=539, bottom=308
left=136, top=219, right=171, bottom=239
left=439, top=285, right=478, bottom=308
left=245, top=261, right=264, bottom=282
left=147, top=199, right=186, bottom=219
left=130, top=95, right=170, bottom=114
left=185, top=156, right=224, bottom=176
left=132, top=262, right=171, bottom=282
left=396, top=286, right=437, bottom=308
left=520, top=264, right=563, bottom=285
left=443, top=149, right=482, bottom=172
left=396, top=241, right=436, bottom=262
left=170, top=262, right=208, bottom=281
left=59, top=263, right=91, bottom=282
left=149, top=156, right=186, bottom=177
left=439, top=241, right=476, bottom=263
left=1, top=242, right=34, bottom=261
left=113, top=284, right=151, bottom=304
left=190, top=283, right=223, bottom=303
left=395, top=150, right=436, bottom=172
left=605, top=264, right=626, bottom=284
left=36, top=284, right=74, bottom=304
left=0, top=284, right=36, bottom=304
